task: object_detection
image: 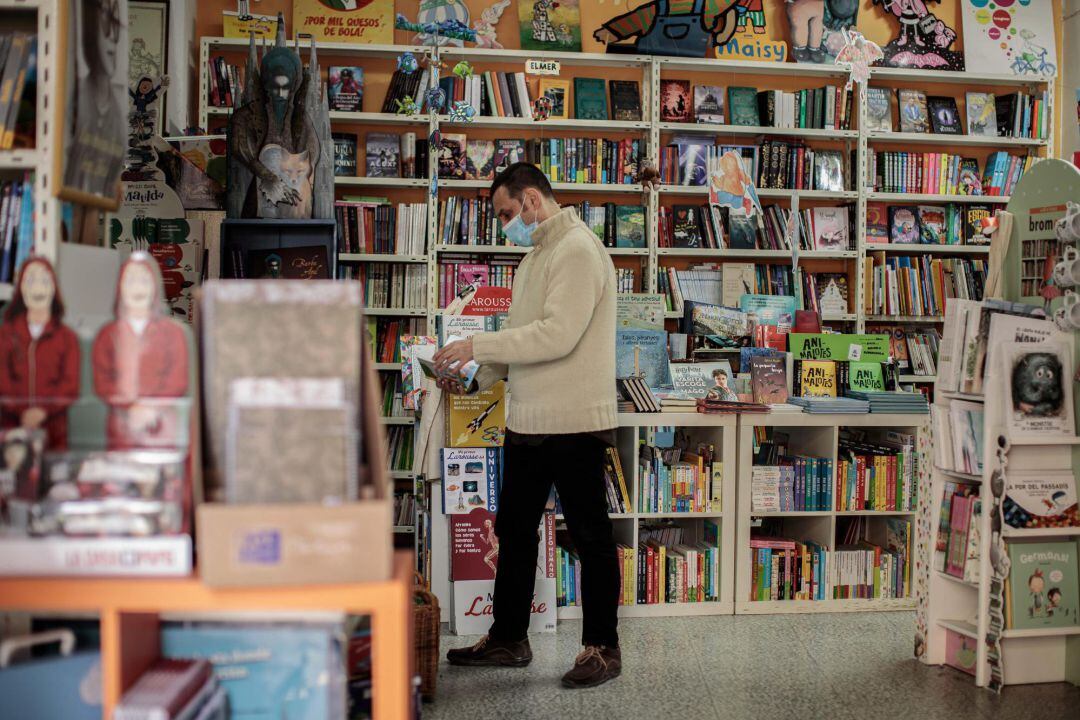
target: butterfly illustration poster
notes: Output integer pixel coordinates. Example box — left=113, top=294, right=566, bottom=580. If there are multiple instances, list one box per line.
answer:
left=960, top=0, right=1058, bottom=77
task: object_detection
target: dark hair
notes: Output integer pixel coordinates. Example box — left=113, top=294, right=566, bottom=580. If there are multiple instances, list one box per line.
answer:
left=491, top=162, right=554, bottom=200
left=712, top=369, right=725, bottom=379
left=5, top=258, right=65, bottom=324
left=1049, top=588, right=1062, bottom=599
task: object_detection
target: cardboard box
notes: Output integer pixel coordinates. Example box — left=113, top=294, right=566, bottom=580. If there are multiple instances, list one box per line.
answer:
left=197, top=501, right=391, bottom=587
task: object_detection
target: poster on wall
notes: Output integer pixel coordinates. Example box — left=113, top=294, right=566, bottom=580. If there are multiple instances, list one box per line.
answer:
left=781, top=0, right=859, bottom=65
left=713, top=0, right=788, bottom=63
left=960, top=0, right=1058, bottom=77
left=592, top=0, right=741, bottom=58
left=55, top=0, right=130, bottom=210
left=870, top=0, right=964, bottom=71
left=519, top=0, right=581, bottom=52
left=128, top=1, right=168, bottom=135
left=292, top=0, right=394, bottom=44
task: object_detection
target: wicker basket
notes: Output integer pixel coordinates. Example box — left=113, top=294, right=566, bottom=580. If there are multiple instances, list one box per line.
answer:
left=413, top=572, right=440, bottom=702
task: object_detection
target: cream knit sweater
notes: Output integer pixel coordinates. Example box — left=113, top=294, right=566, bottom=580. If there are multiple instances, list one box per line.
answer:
left=471, top=207, right=617, bottom=434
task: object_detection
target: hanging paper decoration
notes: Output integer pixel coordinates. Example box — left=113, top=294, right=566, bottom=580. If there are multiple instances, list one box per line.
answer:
left=430, top=174, right=439, bottom=198
left=473, top=0, right=511, bottom=49
left=869, top=0, right=964, bottom=71
left=448, top=100, right=476, bottom=123
left=833, top=29, right=883, bottom=90
left=397, top=52, right=419, bottom=74
left=426, top=87, right=447, bottom=113
left=708, top=150, right=762, bottom=218
left=452, top=60, right=474, bottom=80
left=713, top=1, right=788, bottom=64
left=395, top=96, right=420, bottom=116
left=532, top=95, right=552, bottom=121
left=395, top=7, right=477, bottom=46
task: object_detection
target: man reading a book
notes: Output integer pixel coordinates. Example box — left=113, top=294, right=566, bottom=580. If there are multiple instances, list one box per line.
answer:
left=433, top=163, right=621, bottom=689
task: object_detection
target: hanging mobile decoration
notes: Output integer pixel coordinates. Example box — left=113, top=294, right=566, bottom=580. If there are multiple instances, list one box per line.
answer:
left=426, top=87, right=447, bottom=113
left=473, top=0, right=511, bottom=50
left=448, top=100, right=476, bottom=123
left=395, top=96, right=420, bottom=116
left=985, top=437, right=1012, bottom=693
left=397, top=52, right=419, bottom=74
left=452, top=60, right=474, bottom=80
left=395, top=13, right=478, bottom=44
left=532, top=95, right=553, bottom=121
left=833, top=28, right=883, bottom=91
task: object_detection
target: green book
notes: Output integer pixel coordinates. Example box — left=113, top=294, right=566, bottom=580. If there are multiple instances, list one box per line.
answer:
left=848, top=361, right=884, bottom=392
left=727, top=87, right=760, bottom=126
left=573, top=77, right=608, bottom=121
left=615, top=204, right=645, bottom=249
left=1006, top=540, right=1080, bottom=631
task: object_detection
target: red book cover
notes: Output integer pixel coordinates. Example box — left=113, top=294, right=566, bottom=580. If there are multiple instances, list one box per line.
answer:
left=450, top=509, right=499, bottom=582
left=856, top=455, right=866, bottom=510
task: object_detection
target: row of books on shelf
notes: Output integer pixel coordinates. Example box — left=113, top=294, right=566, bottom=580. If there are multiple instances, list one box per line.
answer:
left=658, top=81, right=853, bottom=131
left=637, top=443, right=722, bottom=514
left=660, top=264, right=798, bottom=312
left=750, top=519, right=911, bottom=601
left=659, top=142, right=847, bottom=192
left=872, top=325, right=941, bottom=378
left=601, top=447, right=632, bottom=514
left=352, top=263, right=427, bottom=309
left=334, top=132, right=426, bottom=180
left=751, top=458, right=834, bottom=513
left=366, top=317, right=422, bottom=364
left=333, top=200, right=427, bottom=255
left=866, top=88, right=1050, bottom=140
left=637, top=523, right=721, bottom=604
left=836, top=432, right=917, bottom=512
left=615, top=268, right=638, bottom=294
left=443, top=74, right=642, bottom=123
left=935, top=483, right=981, bottom=583
left=394, top=493, right=416, bottom=526
left=865, top=255, right=987, bottom=318
left=206, top=56, right=243, bottom=108
left=437, top=135, right=642, bottom=186
left=869, top=151, right=1032, bottom=197
left=658, top=204, right=852, bottom=254
left=0, top=33, right=36, bottom=151
left=379, top=373, right=407, bottom=418
left=866, top=203, right=992, bottom=247
left=386, top=425, right=414, bottom=472
left=0, top=173, right=33, bottom=283
left=437, top=257, right=517, bottom=308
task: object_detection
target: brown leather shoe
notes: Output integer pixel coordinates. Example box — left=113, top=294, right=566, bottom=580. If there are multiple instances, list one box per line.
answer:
left=446, top=635, right=532, bottom=667
left=561, top=645, right=621, bottom=688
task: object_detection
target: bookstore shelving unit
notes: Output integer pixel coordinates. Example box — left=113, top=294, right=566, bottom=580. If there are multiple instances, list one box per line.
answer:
left=0, top=0, right=63, bottom=277
left=735, top=412, right=927, bottom=615
left=0, top=551, right=415, bottom=719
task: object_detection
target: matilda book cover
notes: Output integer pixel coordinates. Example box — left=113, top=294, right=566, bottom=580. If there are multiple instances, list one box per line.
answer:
left=799, top=360, right=837, bottom=398
left=365, top=133, right=400, bottom=178
left=609, top=80, right=642, bottom=121
left=811, top=206, right=849, bottom=250
left=465, top=140, right=495, bottom=181
left=437, top=133, right=467, bottom=179
left=897, top=89, right=929, bottom=133
left=615, top=205, right=646, bottom=248
left=493, top=139, right=526, bottom=173
left=750, top=355, right=788, bottom=405
left=661, top=79, right=692, bottom=122
left=693, top=85, right=725, bottom=124
left=573, top=77, right=607, bottom=120
left=889, top=206, right=920, bottom=244
left=866, top=202, right=889, bottom=243
left=727, top=87, right=760, bottom=126
left=1006, top=540, right=1079, bottom=630
left=918, top=205, right=948, bottom=244
left=331, top=133, right=357, bottom=178
left=1004, top=470, right=1079, bottom=531
left=448, top=382, right=506, bottom=448
left=328, top=66, right=363, bottom=112
left=965, top=92, right=997, bottom=137
left=865, top=87, right=893, bottom=132
left=928, top=96, right=961, bottom=134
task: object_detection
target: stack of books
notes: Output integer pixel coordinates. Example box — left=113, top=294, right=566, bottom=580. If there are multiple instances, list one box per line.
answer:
left=657, top=393, right=698, bottom=413
left=845, top=390, right=929, bottom=414
left=787, top=396, right=870, bottom=413
left=617, top=377, right=661, bottom=413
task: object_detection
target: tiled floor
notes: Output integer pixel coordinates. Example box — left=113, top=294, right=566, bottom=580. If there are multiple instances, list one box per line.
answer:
left=428, top=613, right=1080, bottom=720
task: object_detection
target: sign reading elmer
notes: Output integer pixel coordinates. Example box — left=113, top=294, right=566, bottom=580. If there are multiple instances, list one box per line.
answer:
left=293, top=0, right=393, bottom=43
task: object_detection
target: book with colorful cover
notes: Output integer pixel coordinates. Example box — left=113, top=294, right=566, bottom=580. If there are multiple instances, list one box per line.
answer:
left=739, top=294, right=795, bottom=328
left=866, top=202, right=889, bottom=243
left=616, top=293, right=665, bottom=330
left=615, top=205, right=646, bottom=248
left=448, top=382, right=506, bottom=448
left=889, top=206, right=920, bottom=244
left=668, top=361, right=736, bottom=400
left=814, top=274, right=848, bottom=316
left=750, top=356, right=788, bottom=405
left=848, top=361, right=884, bottom=391
left=456, top=264, right=490, bottom=294
left=1002, top=339, right=1075, bottom=439
left=693, top=85, right=725, bottom=124
left=400, top=335, right=437, bottom=410
left=671, top=205, right=702, bottom=248
left=897, top=89, right=929, bottom=133
left=917, top=205, right=948, bottom=244
left=660, top=79, right=691, bottom=122
left=573, top=77, right=607, bottom=120
left=927, top=96, right=961, bottom=134
left=965, top=92, right=997, bottom=137
left=790, top=333, right=890, bottom=362
left=811, top=206, right=849, bottom=251
left=465, top=140, right=495, bottom=181
left=441, top=447, right=501, bottom=515
left=1003, top=470, right=1079, bottom=530
left=1005, top=540, right=1080, bottom=630
left=437, top=133, right=466, bottom=179
left=964, top=204, right=993, bottom=245
left=538, top=78, right=570, bottom=119
left=616, top=329, right=672, bottom=389
left=328, top=66, right=363, bottom=112
left=493, top=139, right=526, bottom=173
left=799, top=360, right=837, bottom=397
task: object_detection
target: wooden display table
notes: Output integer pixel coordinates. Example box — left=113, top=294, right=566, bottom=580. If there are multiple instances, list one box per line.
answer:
left=0, top=550, right=415, bottom=719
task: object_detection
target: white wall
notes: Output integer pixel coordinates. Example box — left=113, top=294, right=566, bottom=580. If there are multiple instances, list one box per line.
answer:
left=1062, top=0, right=1080, bottom=160
left=165, top=0, right=197, bottom=134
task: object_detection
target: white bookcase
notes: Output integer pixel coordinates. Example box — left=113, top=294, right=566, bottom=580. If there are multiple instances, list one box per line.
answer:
left=735, top=412, right=926, bottom=615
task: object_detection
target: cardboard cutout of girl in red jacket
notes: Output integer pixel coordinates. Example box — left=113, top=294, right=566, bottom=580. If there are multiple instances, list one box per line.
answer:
left=92, top=253, right=190, bottom=449
left=0, top=258, right=81, bottom=451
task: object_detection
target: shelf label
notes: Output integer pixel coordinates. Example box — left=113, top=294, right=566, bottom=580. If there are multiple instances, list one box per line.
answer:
left=848, top=344, right=863, bottom=361
left=526, top=59, right=560, bottom=76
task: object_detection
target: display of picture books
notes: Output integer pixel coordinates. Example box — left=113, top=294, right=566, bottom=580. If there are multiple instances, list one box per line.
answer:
left=1005, top=541, right=1080, bottom=630
left=1003, top=470, right=1079, bottom=531
left=750, top=356, right=788, bottom=405
left=897, top=90, right=929, bottom=133
left=888, top=206, right=919, bottom=244
left=328, top=66, right=363, bottom=112
left=365, top=133, right=400, bottom=178
left=1001, top=339, right=1075, bottom=439
left=927, top=96, right=961, bottom=134
left=865, top=87, right=893, bottom=132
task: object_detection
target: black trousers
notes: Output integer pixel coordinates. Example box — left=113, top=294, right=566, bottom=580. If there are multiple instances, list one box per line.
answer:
left=488, top=431, right=620, bottom=648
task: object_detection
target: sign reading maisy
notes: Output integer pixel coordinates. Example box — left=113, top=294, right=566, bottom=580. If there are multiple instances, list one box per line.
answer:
left=292, top=0, right=393, bottom=43
left=526, top=59, right=561, bottom=75
left=790, top=334, right=890, bottom=363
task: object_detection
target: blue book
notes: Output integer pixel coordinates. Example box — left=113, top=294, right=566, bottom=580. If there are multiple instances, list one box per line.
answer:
left=616, top=329, right=671, bottom=390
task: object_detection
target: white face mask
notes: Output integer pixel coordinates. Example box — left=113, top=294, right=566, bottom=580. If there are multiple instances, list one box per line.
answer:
left=502, top=196, right=539, bottom=247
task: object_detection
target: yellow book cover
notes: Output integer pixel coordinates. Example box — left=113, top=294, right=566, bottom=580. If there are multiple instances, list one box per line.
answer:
left=537, top=79, right=571, bottom=120
left=799, top=360, right=836, bottom=398
left=608, top=448, right=631, bottom=514
left=292, top=0, right=394, bottom=44
left=447, top=381, right=506, bottom=448
left=222, top=11, right=278, bottom=39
